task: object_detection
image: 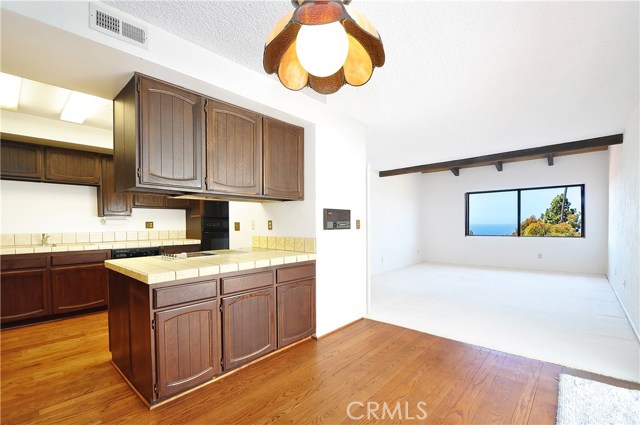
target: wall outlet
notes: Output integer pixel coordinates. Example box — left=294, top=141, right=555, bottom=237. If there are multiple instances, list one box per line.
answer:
left=234, top=222, right=240, bottom=231
left=356, top=219, right=361, bottom=230
left=268, top=220, right=273, bottom=230
left=537, top=253, right=542, bottom=259
left=145, top=221, right=154, bottom=229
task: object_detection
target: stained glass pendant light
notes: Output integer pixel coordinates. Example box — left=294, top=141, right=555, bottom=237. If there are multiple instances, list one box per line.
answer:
left=263, top=0, right=385, bottom=94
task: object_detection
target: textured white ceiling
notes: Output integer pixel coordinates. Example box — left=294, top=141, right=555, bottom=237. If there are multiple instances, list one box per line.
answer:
left=107, top=1, right=639, bottom=171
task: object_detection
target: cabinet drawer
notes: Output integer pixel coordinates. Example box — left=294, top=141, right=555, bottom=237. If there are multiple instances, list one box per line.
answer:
left=154, top=280, right=217, bottom=309
left=51, top=251, right=110, bottom=266
left=277, top=263, right=315, bottom=284
left=0, top=255, right=48, bottom=271
left=221, top=271, right=274, bottom=295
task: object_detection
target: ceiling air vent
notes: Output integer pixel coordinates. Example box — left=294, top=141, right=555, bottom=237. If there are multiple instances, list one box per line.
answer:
left=89, top=3, right=148, bottom=49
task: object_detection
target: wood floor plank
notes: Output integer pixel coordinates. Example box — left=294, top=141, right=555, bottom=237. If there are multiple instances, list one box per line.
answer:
left=3, top=312, right=636, bottom=425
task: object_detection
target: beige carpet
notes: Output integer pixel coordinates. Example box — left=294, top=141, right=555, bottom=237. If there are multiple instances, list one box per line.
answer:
left=556, top=374, right=640, bottom=424
left=369, top=263, right=640, bottom=382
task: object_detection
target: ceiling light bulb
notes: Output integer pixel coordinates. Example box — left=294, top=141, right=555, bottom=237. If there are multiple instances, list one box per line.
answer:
left=296, top=22, right=349, bottom=77
left=0, top=73, right=22, bottom=110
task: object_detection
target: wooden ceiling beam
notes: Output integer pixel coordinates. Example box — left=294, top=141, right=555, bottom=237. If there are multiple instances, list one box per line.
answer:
left=378, top=134, right=622, bottom=177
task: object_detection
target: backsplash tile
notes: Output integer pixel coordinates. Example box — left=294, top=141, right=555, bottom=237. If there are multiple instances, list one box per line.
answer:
left=90, top=232, right=103, bottom=243
left=102, top=232, right=115, bottom=242
left=137, top=231, right=149, bottom=241
left=126, top=231, right=138, bottom=241
left=115, top=231, right=127, bottom=242
left=159, top=230, right=169, bottom=240
left=76, top=232, right=90, bottom=243
left=294, top=237, right=305, bottom=252
left=251, top=235, right=315, bottom=253
left=284, top=237, right=295, bottom=251
left=15, top=234, right=31, bottom=245
left=62, top=233, right=77, bottom=244
left=1, top=234, right=15, bottom=246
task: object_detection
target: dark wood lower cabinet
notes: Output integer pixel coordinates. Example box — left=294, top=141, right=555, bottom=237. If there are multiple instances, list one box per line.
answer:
left=1, top=251, right=110, bottom=327
left=50, top=264, right=108, bottom=314
left=155, top=300, right=219, bottom=399
left=277, top=279, right=315, bottom=348
left=0, top=269, right=50, bottom=323
left=221, top=287, right=276, bottom=371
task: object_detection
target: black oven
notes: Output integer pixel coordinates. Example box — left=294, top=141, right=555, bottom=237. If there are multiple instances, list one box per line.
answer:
left=201, top=201, right=230, bottom=251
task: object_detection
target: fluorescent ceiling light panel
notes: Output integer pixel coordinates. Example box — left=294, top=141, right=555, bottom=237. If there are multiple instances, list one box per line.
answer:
left=60, top=91, right=110, bottom=124
left=0, top=73, right=22, bottom=110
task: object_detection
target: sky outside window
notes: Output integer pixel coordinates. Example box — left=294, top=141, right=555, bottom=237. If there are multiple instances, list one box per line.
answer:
left=468, top=191, right=518, bottom=235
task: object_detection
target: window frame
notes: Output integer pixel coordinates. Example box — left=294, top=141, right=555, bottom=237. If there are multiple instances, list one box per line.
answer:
left=464, top=184, right=585, bottom=238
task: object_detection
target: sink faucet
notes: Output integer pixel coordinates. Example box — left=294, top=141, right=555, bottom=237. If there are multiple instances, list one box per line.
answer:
left=41, top=233, right=50, bottom=246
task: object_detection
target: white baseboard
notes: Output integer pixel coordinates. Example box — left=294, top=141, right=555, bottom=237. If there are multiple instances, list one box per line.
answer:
left=606, top=274, right=640, bottom=344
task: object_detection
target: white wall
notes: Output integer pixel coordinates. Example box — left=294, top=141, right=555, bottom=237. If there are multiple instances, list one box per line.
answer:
left=1, top=2, right=368, bottom=336
left=0, top=180, right=185, bottom=233
left=369, top=171, right=422, bottom=275
left=608, top=103, right=640, bottom=337
left=421, top=151, right=610, bottom=274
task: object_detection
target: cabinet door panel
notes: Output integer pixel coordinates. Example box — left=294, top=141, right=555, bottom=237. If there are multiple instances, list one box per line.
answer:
left=0, top=142, right=43, bottom=180
left=50, top=264, right=108, bottom=313
left=164, top=197, right=191, bottom=209
left=98, top=156, right=132, bottom=217
left=263, top=118, right=304, bottom=200
left=277, top=279, right=315, bottom=348
left=155, top=300, right=218, bottom=399
left=45, top=148, right=101, bottom=185
left=0, top=269, right=50, bottom=323
left=222, top=288, right=275, bottom=370
left=206, top=101, right=262, bottom=195
left=139, top=77, right=202, bottom=189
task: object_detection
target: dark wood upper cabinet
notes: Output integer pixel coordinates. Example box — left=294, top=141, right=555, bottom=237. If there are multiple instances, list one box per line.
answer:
left=155, top=300, right=219, bottom=399
left=44, top=148, right=101, bottom=185
left=164, top=197, right=192, bottom=209
left=114, top=74, right=203, bottom=193
left=0, top=141, right=44, bottom=181
left=221, top=287, right=276, bottom=371
left=205, top=100, right=262, bottom=195
left=263, top=118, right=304, bottom=200
left=98, top=156, right=132, bottom=217
left=132, top=193, right=165, bottom=208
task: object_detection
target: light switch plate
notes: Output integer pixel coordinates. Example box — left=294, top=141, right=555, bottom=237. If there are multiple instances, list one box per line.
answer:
left=234, top=222, right=240, bottom=231
left=356, top=219, right=361, bottom=230
left=145, top=221, right=154, bottom=229
left=268, top=220, right=273, bottom=230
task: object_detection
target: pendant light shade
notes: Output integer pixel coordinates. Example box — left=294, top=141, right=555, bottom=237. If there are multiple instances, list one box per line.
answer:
left=264, top=0, right=385, bottom=94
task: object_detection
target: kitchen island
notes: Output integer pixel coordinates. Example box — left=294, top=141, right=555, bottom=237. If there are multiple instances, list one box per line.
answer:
left=105, top=249, right=316, bottom=407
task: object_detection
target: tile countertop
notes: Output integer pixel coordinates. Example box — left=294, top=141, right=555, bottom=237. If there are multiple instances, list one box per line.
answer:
left=0, top=239, right=201, bottom=255
left=105, top=249, right=316, bottom=285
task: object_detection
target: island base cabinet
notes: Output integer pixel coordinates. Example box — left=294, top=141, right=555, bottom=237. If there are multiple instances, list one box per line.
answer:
left=222, top=288, right=275, bottom=371
left=155, top=300, right=220, bottom=399
left=277, top=279, right=315, bottom=348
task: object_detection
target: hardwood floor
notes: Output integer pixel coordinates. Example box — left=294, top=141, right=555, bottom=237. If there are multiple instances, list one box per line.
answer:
left=1, top=312, right=637, bottom=424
